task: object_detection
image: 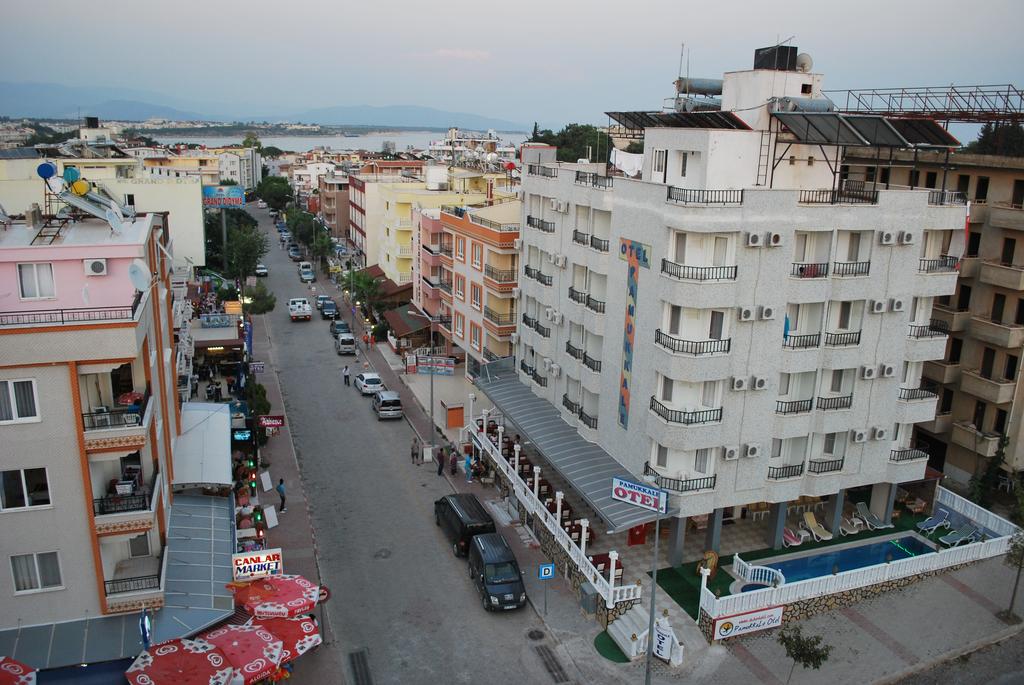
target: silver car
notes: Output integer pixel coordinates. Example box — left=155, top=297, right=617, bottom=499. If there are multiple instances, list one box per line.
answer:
left=371, top=390, right=403, bottom=419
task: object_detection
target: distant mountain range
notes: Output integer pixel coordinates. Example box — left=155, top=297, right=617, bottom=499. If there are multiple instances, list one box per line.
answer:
left=0, top=81, right=529, bottom=132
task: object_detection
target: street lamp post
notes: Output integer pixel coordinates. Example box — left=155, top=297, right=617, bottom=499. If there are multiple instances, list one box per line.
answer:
left=409, top=308, right=440, bottom=463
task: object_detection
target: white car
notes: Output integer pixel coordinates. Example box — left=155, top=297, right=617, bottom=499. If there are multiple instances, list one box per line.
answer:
left=354, top=372, right=383, bottom=395
left=254, top=264, right=269, bottom=277
left=257, top=200, right=267, bottom=209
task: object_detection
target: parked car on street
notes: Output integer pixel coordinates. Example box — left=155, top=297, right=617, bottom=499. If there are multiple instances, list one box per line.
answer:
left=354, top=372, right=383, bottom=395
left=434, top=494, right=496, bottom=557
left=468, top=533, right=526, bottom=611
left=315, top=295, right=332, bottom=310
left=288, top=247, right=302, bottom=261
left=254, top=264, right=269, bottom=277
left=321, top=301, right=338, bottom=319
left=299, top=268, right=316, bottom=283
left=257, top=200, right=267, bottom=209
left=335, top=333, right=356, bottom=354
left=298, top=261, right=313, bottom=273
left=288, top=298, right=312, bottom=321
left=371, top=390, right=403, bottom=419
left=330, top=320, right=351, bottom=337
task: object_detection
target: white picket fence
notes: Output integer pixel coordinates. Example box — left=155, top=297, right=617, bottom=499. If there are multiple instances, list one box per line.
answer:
left=733, top=554, right=785, bottom=587
left=700, top=488, right=1019, bottom=621
left=472, top=425, right=642, bottom=608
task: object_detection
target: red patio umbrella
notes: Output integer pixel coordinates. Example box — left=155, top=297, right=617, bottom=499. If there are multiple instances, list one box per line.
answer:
left=231, top=574, right=321, bottom=619
left=0, top=656, right=37, bottom=685
left=125, top=638, right=241, bottom=685
left=256, top=616, right=322, bottom=664
left=201, top=625, right=283, bottom=685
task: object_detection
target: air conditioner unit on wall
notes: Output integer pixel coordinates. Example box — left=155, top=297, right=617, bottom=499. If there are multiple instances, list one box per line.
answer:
left=512, top=287, right=521, bottom=298
left=510, top=333, right=519, bottom=344
left=899, top=230, right=915, bottom=245
left=744, top=443, right=761, bottom=458
left=552, top=312, right=564, bottom=325
left=752, top=376, right=768, bottom=390
left=732, top=377, right=748, bottom=391
left=550, top=364, right=561, bottom=377
left=84, top=258, right=108, bottom=276
left=549, top=198, right=559, bottom=211
left=545, top=307, right=554, bottom=320
left=850, top=429, right=867, bottom=443
left=861, top=365, right=877, bottom=380
left=880, top=364, right=896, bottom=378
left=890, top=298, right=906, bottom=312
left=879, top=231, right=895, bottom=245
left=513, top=239, right=523, bottom=250
left=872, top=426, right=889, bottom=441
left=723, top=445, right=739, bottom=461
left=766, top=232, right=783, bottom=247
left=871, top=300, right=887, bottom=314
left=554, top=255, right=567, bottom=268
left=738, top=307, right=755, bottom=322
left=760, top=305, right=776, bottom=320
left=746, top=232, right=763, bottom=247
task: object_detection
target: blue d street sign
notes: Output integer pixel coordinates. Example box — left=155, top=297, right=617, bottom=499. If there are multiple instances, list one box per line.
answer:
left=538, top=563, right=556, bottom=580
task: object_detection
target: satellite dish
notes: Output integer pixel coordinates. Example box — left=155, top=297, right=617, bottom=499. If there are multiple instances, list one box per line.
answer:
left=128, top=259, right=152, bottom=291
left=796, top=53, right=813, bottom=73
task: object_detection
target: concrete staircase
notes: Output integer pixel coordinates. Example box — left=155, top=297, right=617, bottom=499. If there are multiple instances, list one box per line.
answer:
left=608, top=604, right=649, bottom=660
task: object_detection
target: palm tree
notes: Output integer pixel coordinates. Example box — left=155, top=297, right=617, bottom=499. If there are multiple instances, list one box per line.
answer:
left=350, top=271, right=381, bottom=315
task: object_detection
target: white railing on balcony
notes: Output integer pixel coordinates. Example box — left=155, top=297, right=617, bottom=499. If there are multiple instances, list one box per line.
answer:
left=698, top=487, right=1019, bottom=621
left=470, top=417, right=641, bottom=608
left=732, top=554, right=785, bottom=587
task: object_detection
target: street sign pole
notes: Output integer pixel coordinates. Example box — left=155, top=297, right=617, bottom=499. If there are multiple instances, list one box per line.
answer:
left=644, top=512, right=662, bottom=685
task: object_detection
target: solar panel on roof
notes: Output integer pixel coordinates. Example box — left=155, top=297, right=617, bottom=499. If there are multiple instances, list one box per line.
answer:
left=606, top=110, right=750, bottom=131
left=844, top=116, right=908, bottom=147
left=887, top=118, right=961, bottom=147
left=773, top=112, right=866, bottom=145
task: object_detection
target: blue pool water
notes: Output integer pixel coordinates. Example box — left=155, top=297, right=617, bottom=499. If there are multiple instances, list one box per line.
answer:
left=764, top=535, right=934, bottom=582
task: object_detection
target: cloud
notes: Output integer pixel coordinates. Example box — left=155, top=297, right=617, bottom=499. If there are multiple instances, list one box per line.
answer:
left=432, top=48, right=490, bottom=61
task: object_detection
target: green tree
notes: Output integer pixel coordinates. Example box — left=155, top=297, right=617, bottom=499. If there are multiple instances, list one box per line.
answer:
left=624, top=141, right=644, bottom=154
left=350, top=270, right=381, bottom=315
left=261, top=146, right=284, bottom=158
left=256, top=176, right=292, bottom=211
left=286, top=210, right=316, bottom=247
left=243, top=281, right=276, bottom=316
left=224, top=226, right=269, bottom=307
left=778, top=626, right=832, bottom=685
left=531, top=122, right=540, bottom=141
left=1002, top=488, right=1024, bottom=622
left=310, top=231, right=333, bottom=271
left=242, top=133, right=263, bottom=150
left=204, top=209, right=257, bottom=268
left=969, top=434, right=1008, bottom=507
left=243, top=382, right=272, bottom=446
left=967, top=122, right=1024, bottom=157
left=529, top=123, right=616, bottom=162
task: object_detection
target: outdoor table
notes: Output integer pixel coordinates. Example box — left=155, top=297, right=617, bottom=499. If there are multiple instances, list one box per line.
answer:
left=587, top=553, right=622, bottom=582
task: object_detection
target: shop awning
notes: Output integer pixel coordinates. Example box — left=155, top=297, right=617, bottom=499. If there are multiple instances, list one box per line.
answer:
left=476, top=359, right=675, bottom=533
left=172, top=403, right=232, bottom=489
left=0, top=495, right=235, bottom=670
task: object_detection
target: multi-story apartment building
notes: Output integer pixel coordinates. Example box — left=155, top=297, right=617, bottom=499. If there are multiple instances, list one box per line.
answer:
left=0, top=145, right=206, bottom=268
left=318, top=173, right=350, bottom=240
left=845, top=150, right=1024, bottom=485
left=493, top=48, right=965, bottom=559
left=427, top=127, right=518, bottom=165
left=143, top=153, right=221, bottom=186
left=422, top=200, right=520, bottom=372
left=289, top=162, right=336, bottom=203
left=180, top=147, right=262, bottom=189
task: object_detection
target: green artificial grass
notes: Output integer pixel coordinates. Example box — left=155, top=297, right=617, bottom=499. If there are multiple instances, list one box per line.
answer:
left=646, top=504, right=935, bottom=620
left=594, top=630, right=631, bottom=663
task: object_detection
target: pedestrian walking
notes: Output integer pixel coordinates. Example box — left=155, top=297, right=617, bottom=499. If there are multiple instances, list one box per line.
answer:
left=464, top=451, right=473, bottom=483
left=342, top=365, right=350, bottom=386
left=276, top=478, right=287, bottom=513
left=411, top=437, right=421, bottom=464
left=436, top=447, right=445, bottom=476
left=362, top=332, right=370, bottom=349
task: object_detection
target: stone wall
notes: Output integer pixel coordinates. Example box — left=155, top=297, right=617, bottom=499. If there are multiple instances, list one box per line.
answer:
left=697, top=560, right=977, bottom=643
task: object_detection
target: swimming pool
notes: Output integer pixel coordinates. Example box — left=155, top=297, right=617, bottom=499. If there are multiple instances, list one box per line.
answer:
left=762, top=535, right=934, bottom=583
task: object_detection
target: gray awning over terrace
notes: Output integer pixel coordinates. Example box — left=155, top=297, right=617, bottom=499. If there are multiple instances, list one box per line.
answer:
left=476, top=360, right=675, bottom=534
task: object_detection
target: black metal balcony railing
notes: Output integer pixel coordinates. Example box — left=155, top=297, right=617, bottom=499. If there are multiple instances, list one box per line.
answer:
left=568, top=286, right=587, bottom=304
left=833, top=261, right=871, bottom=277
left=824, top=330, right=862, bottom=347
left=483, top=264, right=517, bottom=283
left=482, top=348, right=500, bottom=363
left=538, top=272, right=553, bottom=286
left=590, top=235, right=610, bottom=252
left=585, top=295, right=606, bottom=313
left=649, top=397, right=722, bottom=425
left=572, top=230, right=590, bottom=246
left=666, top=186, right=744, bottom=205
left=439, top=245, right=454, bottom=257
left=562, top=394, right=581, bottom=414
left=808, top=458, right=844, bottom=475
left=654, top=330, right=731, bottom=355
left=776, top=398, right=813, bottom=415
left=928, top=190, right=967, bottom=206
left=644, top=463, right=716, bottom=493
left=890, top=447, right=929, bottom=462
left=661, top=259, right=738, bottom=281
left=768, top=464, right=805, bottom=480
left=578, top=409, right=598, bottom=429
left=527, top=164, right=557, bottom=178
left=82, top=386, right=152, bottom=431
left=530, top=369, right=548, bottom=387
left=520, top=360, right=534, bottom=375
left=919, top=255, right=959, bottom=273
left=783, top=332, right=821, bottom=349
left=565, top=341, right=584, bottom=360
left=582, top=353, right=602, bottom=372
left=484, top=307, right=516, bottom=326
left=93, top=470, right=157, bottom=516
left=574, top=170, right=614, bottom=189
left=1, top=301, right=143, bottom=328
left=816, top=394, right=854, bottom=411
left=798, top=189, right=879, bottom=205
left=534, top=321, right=551, bottom=338
left=791, top=262, right=830, bottom=278
left=909, top=319, right=950, bottom=339
left=521, top=313, right=537, bottom=328
left=437, top=280, right=453, bottom=294
left=524, top=266, right=553, bottom=286
left=105, top=574, right=160, bottom=596
left=436, top=315, right=453, bottom=329
left=898, top=387, right=939, bottom=401
left=526, top=216, right=555, bottom=233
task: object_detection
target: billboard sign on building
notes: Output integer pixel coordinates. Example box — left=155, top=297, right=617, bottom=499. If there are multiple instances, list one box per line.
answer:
left=202, top=185, right=246, bottom=208
left=617, top=239, right=651, bottom=429
left=712, top=606, right=784, bottom=640
left=232, top=548, right=283, bottom=581
left=611, top=477, right=667, bottom=514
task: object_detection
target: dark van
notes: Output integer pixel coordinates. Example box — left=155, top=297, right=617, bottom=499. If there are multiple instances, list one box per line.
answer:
left=434, top=494, right=495, bottom=557
left=468, top=533, right=527, bottom=611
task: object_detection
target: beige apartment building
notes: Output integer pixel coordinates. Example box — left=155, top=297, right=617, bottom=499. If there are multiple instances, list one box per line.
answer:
left=845, top=150, right=1024, bottom=485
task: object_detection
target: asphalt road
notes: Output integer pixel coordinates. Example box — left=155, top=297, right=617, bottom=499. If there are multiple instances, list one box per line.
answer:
left=251, top=209, right=558, bottom=685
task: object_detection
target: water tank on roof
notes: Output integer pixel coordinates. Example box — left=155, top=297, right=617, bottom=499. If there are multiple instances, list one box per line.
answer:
left=674, top=78, right=723, bottom=96
left=425, top=165, right=448, bottom=191
left=85, top=116, right=99, bottom=128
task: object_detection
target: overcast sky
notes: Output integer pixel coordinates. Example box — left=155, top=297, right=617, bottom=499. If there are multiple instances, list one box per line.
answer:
left=2, top=0, right=1022, bottom=126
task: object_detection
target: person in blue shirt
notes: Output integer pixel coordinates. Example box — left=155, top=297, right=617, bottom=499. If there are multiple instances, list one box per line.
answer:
left=276, top=479, right=287, bottom=513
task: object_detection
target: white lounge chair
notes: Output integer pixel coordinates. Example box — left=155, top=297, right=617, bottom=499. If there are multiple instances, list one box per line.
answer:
left=803, top=512, right=833, bottom=542
left=839, top=516, right=864, bottom=536
left=855, top=502, right=894, bottom=531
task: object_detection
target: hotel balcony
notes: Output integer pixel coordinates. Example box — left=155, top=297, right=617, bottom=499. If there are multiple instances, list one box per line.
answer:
left=565, top=341, right=584, bottom=361
left=660, top=259, right=737, bottom=282
left=81, top=384, right=152, bottom=451
left=767, top=463, right=805, bottom=480
left=920, top=411, right=954, bottom=434
left=798, top=188, right=878, bottom=205
left=959, top=369, right=1017, bottom=405
left=396, top=245, right=414, bottom=258
left=791, top=262, right=829, bottom=278
left=776, top=398, right=813, bottom=415
left=969, top=316, right=1024, bottom=349
left=526, top=216, right=555, bottom=233
left=484, top=306, right=516, bottom=334
left=895, top=386, right=939, bottom=423
left=930, top=304, right=971, bottom=333
left=980, top=260, right=1024, bottom=291
left=908, top=319, right=950, bottom=340
left=783, top=332, right=821, bottom=349
left=578, top=408, right=598, bottom=429
left=889, top=447, right=929, bottom=463
left=572, top=230, right=589, bottom=247
left=483, top=264, right=517, bottom=284
left=584, top=294, right=606, bottom=314
left=807, top=458, right=844, bottom=475
left=527, top=164, right=557, bottom=178
left=0, top=291, right=144, bottom=328
left=654, top=330, right=731, bottom=356
left=421, top=244, right=443, bottom=267
left=951, top=421, right=1002, bottom=458
left=918, top=255, right=959, bottom=273
left=575, top=170, right=614, bottom=190
left=666, top=186, right=743, bottom=205
left=582, top=352, right=602, bottom=373
left=524, top=265, right=553, bottom=286
left=816, top=394, right=853, bottom=411
left=823, top=330, right=861, bottom=347
left=923, top=359, right=961, bottom=385
left=990, top=203, right=1024, bottom=232
left=421, top=276, right=439, bottom=298
left=649, top=397, right=722, bottom=425
left=832, top=260, right=871, bottom=277
left=643, top=463, right=716, bottom=493
left=93, top=470, right=161, bottom=535
left=568, top=286, right=587, bottom=305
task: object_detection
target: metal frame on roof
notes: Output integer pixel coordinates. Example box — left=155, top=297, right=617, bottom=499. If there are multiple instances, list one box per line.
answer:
left=606, top=110, right=750, bottom=139
left=771, top=111, right=959, bottom=149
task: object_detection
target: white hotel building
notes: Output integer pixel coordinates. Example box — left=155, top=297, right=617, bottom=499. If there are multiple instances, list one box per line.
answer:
left=484, top=49, right=967, bottom=561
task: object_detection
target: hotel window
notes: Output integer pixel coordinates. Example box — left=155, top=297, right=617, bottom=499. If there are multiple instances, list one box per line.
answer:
left=470, top=283, right=482, bottom=310
left=679, top=152, right=688, bottom=177
left=10, top=551, right=62, bottom=593
left=455, top=237, right=466, bottom=261
left=454, top=312, right=465, bottom=338
left=471, top=243, right=483, bottom=269
left=455, top=275, right=466, bottom=300
left=0, top=380, right=39, bottom=423
left=17, top=263, right=55, bottom=299
left=656, top=444, right=668, bottom=468
left=653, top=149, right=667, bottom=174
left=694, top=448, right=710, bottom=474
left=470, top=323, right=481, bottom=351
left=1, top=468, right=50, bottom=510
left=823, top=433, right=837, bottom=455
